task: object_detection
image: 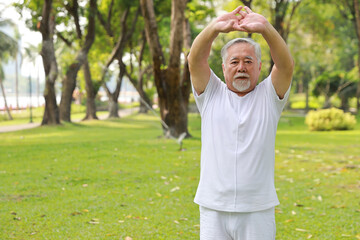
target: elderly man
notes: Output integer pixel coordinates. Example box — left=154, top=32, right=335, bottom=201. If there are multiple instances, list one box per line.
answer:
left=188, top=6, right=294, bottom=240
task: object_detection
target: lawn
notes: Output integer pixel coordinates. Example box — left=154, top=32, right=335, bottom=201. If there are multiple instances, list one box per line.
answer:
left=0, top=113, right=359, bottom=239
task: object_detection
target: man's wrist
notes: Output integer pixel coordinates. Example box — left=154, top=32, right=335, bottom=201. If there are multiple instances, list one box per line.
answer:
left=206, top=19, right=221, bottom=37
left=261, top=21, right=276, bottom=39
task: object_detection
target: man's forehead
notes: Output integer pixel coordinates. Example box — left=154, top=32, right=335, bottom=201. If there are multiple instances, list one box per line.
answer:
left=227, top=43, right=256, bottom=58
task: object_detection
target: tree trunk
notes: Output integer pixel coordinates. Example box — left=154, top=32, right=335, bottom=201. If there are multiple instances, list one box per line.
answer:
left=107, top=97, right=119, bottom=118
left=354, top=0, right=360, bottom=112
left=323, top=79, right=331, bottom=108
left=126, top=32, right=153, bottom=114
left=181, top=17, right=192, bottom=134
left=0, top=78, right=13, bottom=120
left=59, top=0, right=96, bottom=122
left=97, top=7, right=140, bottom=118
left=305, top=78, right=309, bottom=111
left=340, top=95, right=349, bottom=111
left=125, top=64, right=153, bottom=114
left=103, top=61, right=124, bottom=118
left=137, top=68, right=153, bottom=114
left=82, top=58, right=98, bottom=120
left=134, top=31, right=152, bottom=114
left=140, top=0, right=168, bottom=125
left=140, top=0, right=190, bottom=138
left=59, top=62, right=78, bottom=121
left=39, top=0, right=60, bottom=125
left=164, top=0, right=189, bottom=138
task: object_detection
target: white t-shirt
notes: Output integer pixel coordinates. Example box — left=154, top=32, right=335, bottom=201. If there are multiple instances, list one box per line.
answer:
left=193, top=70, right=290, bottom=212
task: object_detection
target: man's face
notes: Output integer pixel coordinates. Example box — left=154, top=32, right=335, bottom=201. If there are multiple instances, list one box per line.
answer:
left=222, top=42, right=261, bottom=96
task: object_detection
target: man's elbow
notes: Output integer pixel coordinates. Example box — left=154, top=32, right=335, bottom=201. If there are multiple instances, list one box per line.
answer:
left=286, top=57, right=295, bottom=77
left=187, top=50, right=195, bottom=67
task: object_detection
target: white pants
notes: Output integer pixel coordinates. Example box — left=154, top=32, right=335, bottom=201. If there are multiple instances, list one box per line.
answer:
left=199, top=206, right=276, bottom=240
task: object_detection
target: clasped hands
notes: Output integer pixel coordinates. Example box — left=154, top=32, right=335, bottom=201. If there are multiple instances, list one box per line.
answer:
left=214, top=6, right=269, bottom=35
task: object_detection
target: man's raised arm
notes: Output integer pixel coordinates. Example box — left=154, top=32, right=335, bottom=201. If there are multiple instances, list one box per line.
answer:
left=188, top=6, right=244, bottom=95
left=238, top=7, right=294, bottom=99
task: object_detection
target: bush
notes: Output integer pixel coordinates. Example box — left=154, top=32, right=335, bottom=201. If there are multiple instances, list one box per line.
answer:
left=305, top=108, right=356, bottom=131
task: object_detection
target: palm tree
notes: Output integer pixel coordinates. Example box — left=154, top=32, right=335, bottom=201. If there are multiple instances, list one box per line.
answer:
left=0, top=18, right=19, bottom=120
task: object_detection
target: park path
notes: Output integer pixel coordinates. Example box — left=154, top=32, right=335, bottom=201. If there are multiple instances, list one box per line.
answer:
left=0, top=108, right=138, bottom=133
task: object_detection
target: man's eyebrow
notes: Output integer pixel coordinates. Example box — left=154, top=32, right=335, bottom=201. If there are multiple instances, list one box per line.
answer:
left=229, top=56, right=253, bottom=61
left=229, top=57, right=239, bottom=61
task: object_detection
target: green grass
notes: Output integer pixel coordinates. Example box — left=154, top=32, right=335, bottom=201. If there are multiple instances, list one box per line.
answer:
left=0, top=105, right=109, bottom=126
left=0, top=113, right=359, bottom=239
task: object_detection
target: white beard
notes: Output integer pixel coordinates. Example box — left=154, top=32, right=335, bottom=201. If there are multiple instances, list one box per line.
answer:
left=232, top=79, right=250, bottom=92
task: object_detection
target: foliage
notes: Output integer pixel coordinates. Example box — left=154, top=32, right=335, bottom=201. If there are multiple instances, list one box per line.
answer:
left=312, top=70, right=357, bottom=98
left=0, top=18, right=18, bottom=69
left=305, top=107, right=357, bottom=131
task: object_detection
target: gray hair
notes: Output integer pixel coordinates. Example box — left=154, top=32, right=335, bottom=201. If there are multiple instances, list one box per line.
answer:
left=221, top=38, right=261, bottom=64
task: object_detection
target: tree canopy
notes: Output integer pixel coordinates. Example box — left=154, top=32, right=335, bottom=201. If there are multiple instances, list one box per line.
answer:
left=2, top=0, right=360, bottom=132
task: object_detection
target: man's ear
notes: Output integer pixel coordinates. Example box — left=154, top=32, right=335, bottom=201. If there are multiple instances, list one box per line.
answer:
left=222, top=63, right=225, bottom=74
left=259, top=62, right=262, bottom=71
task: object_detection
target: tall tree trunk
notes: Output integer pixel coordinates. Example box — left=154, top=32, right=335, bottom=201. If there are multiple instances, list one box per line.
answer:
left=165, top=0, right=189, bottom=137
left=0, top=78, right=13, bottom=120
left=134, top=31, right=152, bottom=113
left=59, top=0, right=96, bottom=122
left=354, top=0, right=360, bottom=112
left=140, top=0, right=167, bottom=124
left=180, top=17, right=192, bottom=136
left=83, top=58, right=98, bottom=120
left=140, top=0, right=190, bottom=138
left=39, top=0, right=60, bottom=125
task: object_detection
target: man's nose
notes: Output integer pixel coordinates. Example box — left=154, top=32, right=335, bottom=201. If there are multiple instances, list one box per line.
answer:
left=237, top=62, right=246, bottom=72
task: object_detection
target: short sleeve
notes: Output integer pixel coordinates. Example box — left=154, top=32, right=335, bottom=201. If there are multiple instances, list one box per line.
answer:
left=263, top=75, right=291, bottom=114
left=191, top=70, right=225, bottom=115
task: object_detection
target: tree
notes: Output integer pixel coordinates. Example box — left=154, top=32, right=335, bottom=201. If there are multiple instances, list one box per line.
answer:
left=97, top=2, right=141, bottom=118
left=312, top=70, right=357, bottom=110
left=335, top=0, right=360, bottom=111
left=59, top=0, right=97, bottom=122
left=124, top=30, right=153, bottom=114
left=0, top=17, right=18, bottom=120
left=140, top=0, right=191, bottom=138
left=354, top=0, right=360, bottom=111
left=268, top=0, right=301, bottom=73
left=38, top=0, right=60, bottom=125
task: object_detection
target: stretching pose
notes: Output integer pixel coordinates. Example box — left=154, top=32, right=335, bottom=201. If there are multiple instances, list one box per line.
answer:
left=188, top=6, right=294, bottom=240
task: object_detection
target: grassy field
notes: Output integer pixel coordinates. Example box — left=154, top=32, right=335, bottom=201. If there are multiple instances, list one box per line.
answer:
left=0, top=112, right=359, bottom=239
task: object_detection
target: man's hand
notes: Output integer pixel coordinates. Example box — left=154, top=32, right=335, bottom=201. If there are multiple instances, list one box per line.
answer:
left=214, top=6, right=269, bottom=34
left=238, top=7, right=269, bottom=34
left=214, top=6, right=244, bottom=33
